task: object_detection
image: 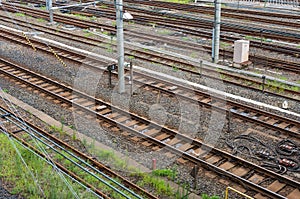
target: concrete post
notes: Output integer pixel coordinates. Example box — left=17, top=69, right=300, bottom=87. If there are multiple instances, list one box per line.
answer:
left=46, top=0, right=53, bottom=23
left=130, top=61, right=133, bottom=96
left=116, top=0, right=125, bottom=93
left=212, top=0, right=221, bottom=63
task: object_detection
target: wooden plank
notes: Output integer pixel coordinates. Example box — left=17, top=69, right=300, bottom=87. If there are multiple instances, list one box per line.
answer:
left=178, top=143, right=193, bottom=151
left=266, top=118, right=278, bottom=125
left=144, top=128, right=160, bottom=136
left=192, top=148, right=207, bottom=157
left=115, top=116, right=128, bottom=123
left=124, top=120, right=139, bottom=127
left=142, top=141, right=152, bottom=147
left=155, top=133, right=170, bottom=141
left=254, top=193, right=268, bottom=199
left=231, top=167, right=249, bottom=177
left=166, top=138, right=181, bottom=145
left=206, top=155, right=222, bottom=164
left=219, top=161, right=235, bottom=171
left=289, top=126, right=299, bottom=133
left=277, top=122, right=290, bottom=129
left=286, top=188, right=300, bottom=199
left=267, top=180, right=285, bottom=192
left=99, top=109, right=111, bottom=115
left=135, top=124, right=148, bottom=131
left=106, top=112, right=120, bottom=119
left=201, top=98, right=211, bottom=103
left=248, top=174, right=264, bottom=184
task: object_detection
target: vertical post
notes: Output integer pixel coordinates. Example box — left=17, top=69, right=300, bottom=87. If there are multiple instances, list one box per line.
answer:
left=152, top=159, right=156, bottom=170
left=109, top=70, right=112, bottom=87
left=261, top=75, right=266, bottom=92
left=46, top=0, right=53, bottom=23
left=130, top=61, right=133, bottom=96
left=212, top=0, right=221, bottom=63
left=116, top=0, right=125, bottom=93
left=0, top=0, right=2, bottom=5
left=199, top=60, right=203, bottom=78
left=227, top=110, right=231, bottom=133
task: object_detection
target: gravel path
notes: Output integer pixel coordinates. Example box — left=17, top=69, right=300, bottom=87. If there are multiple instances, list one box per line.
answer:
left=0, top=180, right=22, bottom=199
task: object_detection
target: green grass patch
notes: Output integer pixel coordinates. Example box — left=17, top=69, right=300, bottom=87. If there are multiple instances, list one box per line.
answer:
left=84, top=32, right=93, bottom=37
left=162, top=0, right=191, bottom=4
left=158, top=29, right=171, bottom=35
left=37, top=18, right=46, bottom=23
left=152, top=169, right=177, bottom=180
left=40, top=6, right=47, bottom=11
left=0, top=134, right=97, bottom=198
left=15, top=13, right=26, bottom=17
left=201, top=193, right=220, bottom=199
left=1, top=88, right=9, bottom=93
left=72, top=13, right=88, bottom=20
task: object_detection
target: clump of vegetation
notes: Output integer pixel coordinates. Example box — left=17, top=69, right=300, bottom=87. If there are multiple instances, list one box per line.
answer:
left=15, top=13, right=26, bottom=17
left=201, top=193, right=220, bottom=199
left=0, top=134, right=97, bottom=198
left=152, top=168, right=177, bottom=180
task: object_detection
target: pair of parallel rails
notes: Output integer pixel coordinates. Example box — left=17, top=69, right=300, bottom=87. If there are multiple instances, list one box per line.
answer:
left=0, top=30, right=299, bottom=198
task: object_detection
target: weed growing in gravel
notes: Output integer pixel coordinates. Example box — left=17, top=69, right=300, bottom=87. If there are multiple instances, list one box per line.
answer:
left=15, top=13, right=26, bottom=17
left=137, top=173, right=173, bottom=196
left=37, top=18, right=46, bottom=23
left=152, top=168, right=177, bottom=180
left=84, top=32, right=93, bottom=37
left=172, top=65, right=179, bottom=72
left=158, top=29, right=171, bottom=35
left=163, top=0, right=191, bottom=4
left=1, top=88, right=9, bottom=93
left=201, top=193, right=220, bottom=199
left=90, top=16, right=97, bottom=21
left=50, top=125, right=66, bottom=137
left=40, top=6, right=47, bottom=10
left=182, top=37, right=189, bottom=41
left=72, top=13, right=88, bottom=20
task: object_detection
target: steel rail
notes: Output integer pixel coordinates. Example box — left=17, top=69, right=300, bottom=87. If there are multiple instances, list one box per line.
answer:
left=0, top=106, right=157, bottom=199
left=1, top=30, right=299, bottom=140
left=1, top=58, right=299, bottom=198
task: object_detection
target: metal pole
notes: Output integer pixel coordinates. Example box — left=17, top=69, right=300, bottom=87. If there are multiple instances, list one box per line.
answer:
left=199, top=60, right=203, bottom=78
left=212, top=0, right=221, bottom=63
left=130, top=61, right=133, bottom=96
left=116, top=0, right=125, bottom=93
left=46, top=0, right=53, bottom=23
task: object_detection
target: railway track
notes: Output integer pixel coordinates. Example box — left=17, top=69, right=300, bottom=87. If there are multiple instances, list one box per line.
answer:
left=0, top=14, right=299, bottom=101
left=3, top=1, right=300, bottom=74
left=1, top=28, right=299, bottom=138
left=4, top=1, right=300, bottom=60
left=0, top=56, right=300, bottom=198
left=76, top=0, right=300, bottom=43
left=0, top=105, right=158, bottom=199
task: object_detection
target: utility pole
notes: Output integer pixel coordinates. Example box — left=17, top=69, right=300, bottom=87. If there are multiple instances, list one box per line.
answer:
left=212, top=0, right=221, bottom=63
left=116, top=0, right=125, bottom=93
left=46, top=0, right=53, bottom=23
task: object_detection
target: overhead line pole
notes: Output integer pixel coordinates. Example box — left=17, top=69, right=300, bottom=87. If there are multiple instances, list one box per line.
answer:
left=212, top=0, right=221, bottom=63
left=46, top=0, right=53, bottom=23
left=116, top=0, right=125, bottom=93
